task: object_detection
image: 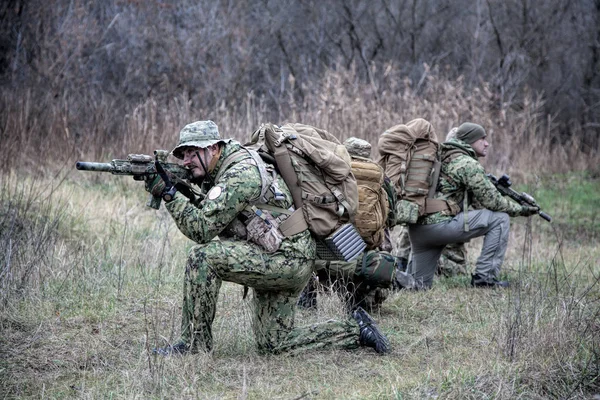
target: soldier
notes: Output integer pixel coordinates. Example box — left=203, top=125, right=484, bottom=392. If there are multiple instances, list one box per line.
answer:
left=389, top=127, right=469, bottom=285
left=145, top=121, right=390, bottom=355
left=299, top=137, right=399, bottom=312
left=407, top=122, right=539, bottom=289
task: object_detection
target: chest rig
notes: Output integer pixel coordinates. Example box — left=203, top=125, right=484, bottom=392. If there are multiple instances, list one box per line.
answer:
left=213, top=147, right=295, bottom=252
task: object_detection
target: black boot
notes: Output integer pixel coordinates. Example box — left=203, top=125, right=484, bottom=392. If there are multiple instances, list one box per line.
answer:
left=471, top=274, right=509, bottom=288
left=152, top=341, right=190, bottom=356
left=352, top=307, right=390, bottom=354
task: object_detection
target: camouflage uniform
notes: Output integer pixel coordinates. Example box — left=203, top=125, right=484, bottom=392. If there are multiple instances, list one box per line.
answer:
left=164, top=122, right=361, bottom=354
left=409, top=135, right=530, bottom=288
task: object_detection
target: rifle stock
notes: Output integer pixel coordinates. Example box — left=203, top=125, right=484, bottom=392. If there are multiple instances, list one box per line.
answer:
left=76, top=151, right=192, bottom=209
left=487, top=174, right=552, bottom=222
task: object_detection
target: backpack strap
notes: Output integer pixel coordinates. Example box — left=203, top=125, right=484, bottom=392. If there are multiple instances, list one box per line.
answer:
left=215, top=147, right=273, bottom=204
left=422, top=157, right=453, bottom=214
left=271, top=134, right=304, bottom=209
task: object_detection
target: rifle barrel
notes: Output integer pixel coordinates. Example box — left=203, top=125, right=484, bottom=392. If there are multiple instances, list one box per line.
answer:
left=539, top=211, right=552, bottom=222
left=76, top=161, right=114, bottom=172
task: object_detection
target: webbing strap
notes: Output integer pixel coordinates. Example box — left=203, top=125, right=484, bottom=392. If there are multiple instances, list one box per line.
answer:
left=405, top=187, right=429, bottom=195
left=279, top=209, right=309, bottom=237
left=302, top=192, right=336, bottom=204
left=272, top=137, right=303, bottom=209
left=428, top=160, right=441, bottom=199
left=331, top=187, right=354, bottom=222
left=424, top=199, right=451, bottom=213
left=215, top=151, right=250, bottom=182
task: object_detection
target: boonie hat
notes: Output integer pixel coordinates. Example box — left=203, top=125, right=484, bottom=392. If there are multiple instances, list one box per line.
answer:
left=171, top=120, right=230, bottom=159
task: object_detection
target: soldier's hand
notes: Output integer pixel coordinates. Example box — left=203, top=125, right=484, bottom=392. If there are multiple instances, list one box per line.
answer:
left=520, top=205, right=539, bottom=217
left=174, top=181, right=197, bottom=202
left=145, top=175, right=166, bottom=197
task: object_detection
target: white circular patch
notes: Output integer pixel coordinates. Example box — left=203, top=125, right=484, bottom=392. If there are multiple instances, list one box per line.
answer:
left=207, top=186, right=223, bottom=200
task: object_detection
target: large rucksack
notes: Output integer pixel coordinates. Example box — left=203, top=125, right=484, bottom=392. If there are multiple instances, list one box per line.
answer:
left=350, top=155, right=389, bottom=250
left=249, top=123, right=365, bottom=261
left=378, top=118, right=454, bottom=223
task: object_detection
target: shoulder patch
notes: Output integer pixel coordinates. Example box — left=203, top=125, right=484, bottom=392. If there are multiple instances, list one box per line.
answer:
left=207, top=186, right=223, bottom=200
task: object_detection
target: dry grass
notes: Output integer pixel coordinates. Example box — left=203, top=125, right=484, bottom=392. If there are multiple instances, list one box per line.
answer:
left=1, top=68, right=599, bottom=398
left=1, top=158, right=599, bottom=399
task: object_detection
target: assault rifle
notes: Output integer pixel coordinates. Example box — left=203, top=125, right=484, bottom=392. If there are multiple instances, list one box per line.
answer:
left=487, top=174, right=552, bottom=222
left=76, top=150, right=193, bottom=209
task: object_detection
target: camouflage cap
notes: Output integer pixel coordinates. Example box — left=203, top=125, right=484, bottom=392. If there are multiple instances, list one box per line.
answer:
left=344, top=137, right=372, bottom=158
left=171, top=120, right=230, bottom=159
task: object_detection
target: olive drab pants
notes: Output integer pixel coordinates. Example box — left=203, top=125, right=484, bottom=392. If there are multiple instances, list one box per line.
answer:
left=181, top=240, right=360, bottom=354
left=408, top=210, right=510, bottom=288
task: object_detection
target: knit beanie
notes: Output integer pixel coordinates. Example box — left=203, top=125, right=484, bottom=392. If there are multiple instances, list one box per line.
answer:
left=455, top=123, right=486, bottom=144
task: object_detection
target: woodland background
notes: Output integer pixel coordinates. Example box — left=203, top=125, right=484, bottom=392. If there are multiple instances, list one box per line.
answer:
left=1, top=0, right=599, bottom=167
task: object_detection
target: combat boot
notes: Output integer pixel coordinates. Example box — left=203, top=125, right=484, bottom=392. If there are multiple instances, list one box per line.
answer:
left=471, top=273, right=509, bottom=288
left=152, top=341, right=190, bottom=356
left=352, top=306, right=390, bottom=354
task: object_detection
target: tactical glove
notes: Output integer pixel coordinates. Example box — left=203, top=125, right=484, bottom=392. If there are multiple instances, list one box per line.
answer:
left=145, top=174, right=167, bottom=197
left=520, top=205, right=539, bottom=217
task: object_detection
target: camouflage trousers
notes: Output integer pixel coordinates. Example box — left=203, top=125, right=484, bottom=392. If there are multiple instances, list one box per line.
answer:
left=182, top=239, right=360, bottom=354
left=390, top=225, right=468, bottom=277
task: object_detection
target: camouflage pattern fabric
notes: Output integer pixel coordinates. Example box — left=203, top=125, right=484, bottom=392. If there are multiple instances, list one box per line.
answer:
left=437, top=242, right=469, bottom=277
left=419, top=138, right=523, bottom=225
left=343, top=137, right=372, bottom=158
left=165, top=140, right=360, bottom=353
left=171, top=120, right=231, bottom=159
left=390, top=225, right=411, bottom=261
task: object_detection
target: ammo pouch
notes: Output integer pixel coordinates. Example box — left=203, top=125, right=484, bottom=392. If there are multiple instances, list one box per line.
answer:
left=354, top=250, right=396, bottom=288
left=245, top=207, right=284, bottom=253
left=395, top=199, right=420, bottom=224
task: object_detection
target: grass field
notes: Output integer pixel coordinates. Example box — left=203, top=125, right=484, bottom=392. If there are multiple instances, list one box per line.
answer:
left=1, top=166, right=598, bottom=399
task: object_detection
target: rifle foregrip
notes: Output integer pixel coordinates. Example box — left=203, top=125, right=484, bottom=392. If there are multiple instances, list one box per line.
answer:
left=539, top=211, right=552, bottom=222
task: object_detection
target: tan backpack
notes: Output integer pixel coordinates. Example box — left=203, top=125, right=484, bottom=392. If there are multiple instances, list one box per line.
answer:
left=378, top=118, right=453, bottom=223
left=351, top=156, right=389, bottom=250
left=249, top=123, right=364, bottom=260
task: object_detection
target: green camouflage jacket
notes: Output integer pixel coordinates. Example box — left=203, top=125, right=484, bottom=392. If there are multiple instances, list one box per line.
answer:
left=165, top=141, right=316, bottom=259
left=418, top=138, right=523, bottom=225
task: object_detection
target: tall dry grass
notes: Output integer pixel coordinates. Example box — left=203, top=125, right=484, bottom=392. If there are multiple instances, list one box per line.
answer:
left=2, top=66, right=596, bottom=180
left=1, top=62, right=599, bottom=399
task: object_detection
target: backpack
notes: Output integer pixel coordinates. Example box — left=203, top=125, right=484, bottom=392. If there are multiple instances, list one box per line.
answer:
left=350, top=156, right=389, bottom=250
left=249, top=123, right=364, bottom=260
left=377, top=118, right=453, bottom=223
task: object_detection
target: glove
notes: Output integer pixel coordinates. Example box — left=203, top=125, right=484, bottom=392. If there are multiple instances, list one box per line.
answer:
left=520, top=205, right=539, bottom=217
left=174, top=181, right=197, bottom=202
left=145, top=175, right=166, bottom=197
